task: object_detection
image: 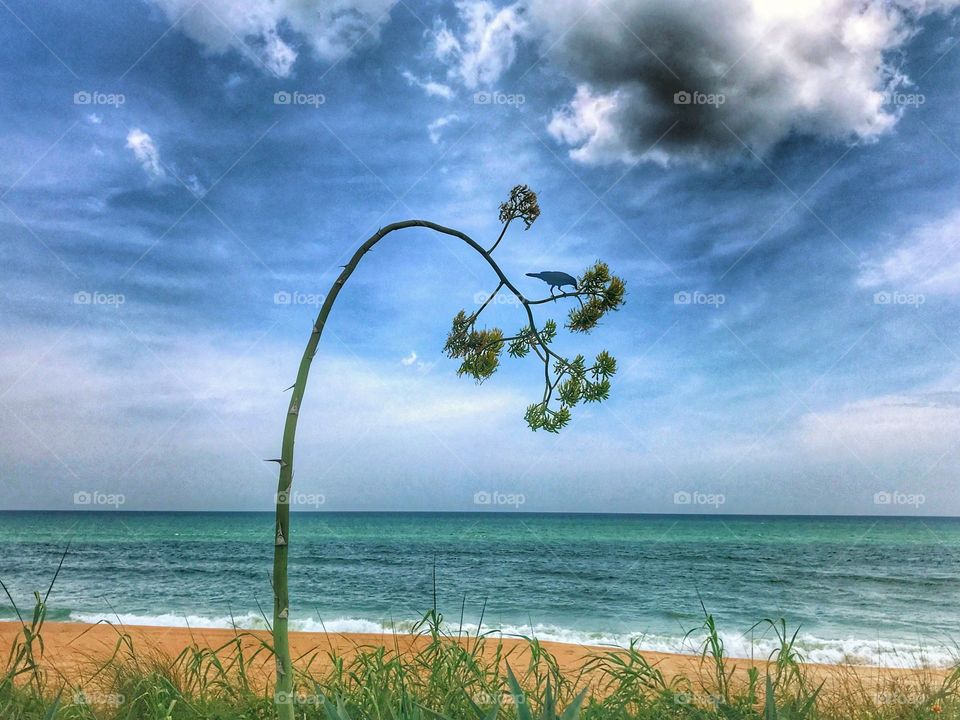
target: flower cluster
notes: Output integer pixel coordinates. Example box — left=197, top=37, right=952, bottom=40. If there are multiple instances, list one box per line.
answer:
left=443, top=310, right=504, bottom=382
left=524, top=351, right=618, bottom=432
left=566, top=262, right=626, bottom=333
left=445, top=185, right=625, bottom=432
left=498, top=184, right=541, bottom=229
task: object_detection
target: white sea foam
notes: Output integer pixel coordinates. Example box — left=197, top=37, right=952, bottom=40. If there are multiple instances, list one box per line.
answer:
left=66, top=612, right=957, bottom=669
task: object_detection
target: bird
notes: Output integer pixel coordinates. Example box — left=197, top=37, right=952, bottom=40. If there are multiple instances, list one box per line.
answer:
left=526, top=271, right=578, bottom=296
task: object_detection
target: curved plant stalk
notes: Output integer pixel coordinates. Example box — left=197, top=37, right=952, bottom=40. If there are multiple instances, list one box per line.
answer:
left=270, top=187, right=624, bottom=720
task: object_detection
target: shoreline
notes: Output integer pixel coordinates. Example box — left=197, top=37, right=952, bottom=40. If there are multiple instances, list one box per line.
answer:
left=37, top=613, right=959, bottom=670
left=2, top=621, right=950, bottom=694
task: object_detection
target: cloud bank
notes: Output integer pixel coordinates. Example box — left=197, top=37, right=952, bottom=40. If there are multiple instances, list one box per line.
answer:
left=537, top=0, right=930, bottom=164
left=435, top=0, right=959, bottom=164
left=150, top=0, right=959, bottom=164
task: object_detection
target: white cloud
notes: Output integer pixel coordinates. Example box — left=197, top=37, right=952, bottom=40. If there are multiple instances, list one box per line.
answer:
left=534, top=0, right=960, bottom=165
left=402, top=70, right=454, bottom=99
left=433, top=0, right=527, bottom=88
left=184, top=174, right=206, bottom=197
left=546, top=86, right=632, bottom=165
left=259, top=27, right=298, bottom=76
left=859, top=207, right=960, bottom=293
left=148, top=0, right=397, bottom=77
left=427, top=113, right=460, bottom=144
left=400, top=349, right=436, bottom=372
left=433, top=23, right=461, bottom=60
left=125, top=128, right=165, bottom=180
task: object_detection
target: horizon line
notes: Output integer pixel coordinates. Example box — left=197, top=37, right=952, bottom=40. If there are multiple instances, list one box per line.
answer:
left=1, top=509, right=958, bottom=520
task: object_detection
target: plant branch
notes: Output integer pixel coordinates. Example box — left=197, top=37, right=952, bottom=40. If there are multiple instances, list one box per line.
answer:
left=470, top=280, right=505, bottom=321
left=272, top=217, right=553, bottom=720
left=526, top=291, right=602, bottom=306
left=487, top=219, right=512, bottom=254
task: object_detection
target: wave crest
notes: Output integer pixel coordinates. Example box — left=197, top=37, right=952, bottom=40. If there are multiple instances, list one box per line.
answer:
left=66, top=612, right=957, bottom=669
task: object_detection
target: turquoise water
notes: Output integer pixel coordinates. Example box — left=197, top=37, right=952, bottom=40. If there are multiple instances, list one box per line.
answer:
left=1, top=512, right=958, bottom=667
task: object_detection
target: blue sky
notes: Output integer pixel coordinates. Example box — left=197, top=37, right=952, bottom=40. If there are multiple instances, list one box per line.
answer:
left=1, top=0, right=959, bottom=514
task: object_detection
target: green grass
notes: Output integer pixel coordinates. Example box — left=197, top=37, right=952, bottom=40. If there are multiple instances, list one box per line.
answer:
left=1, top=588, right=958, bottom=719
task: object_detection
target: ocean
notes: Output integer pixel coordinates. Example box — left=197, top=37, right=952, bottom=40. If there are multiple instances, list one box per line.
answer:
left=1, top=511, right=957, bottom=668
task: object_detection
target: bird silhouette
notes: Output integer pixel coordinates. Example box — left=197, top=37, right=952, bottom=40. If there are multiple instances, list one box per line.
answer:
left=526, top=271, right=578, bottom=296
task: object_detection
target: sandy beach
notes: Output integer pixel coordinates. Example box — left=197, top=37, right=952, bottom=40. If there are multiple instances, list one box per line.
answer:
left=2, top=621, right=948, bottom=699
left=0, top=621, right=685, bottom=687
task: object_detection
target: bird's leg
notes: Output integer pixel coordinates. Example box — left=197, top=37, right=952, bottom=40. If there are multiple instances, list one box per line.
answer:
left=550, top=286, right=558, bottom=301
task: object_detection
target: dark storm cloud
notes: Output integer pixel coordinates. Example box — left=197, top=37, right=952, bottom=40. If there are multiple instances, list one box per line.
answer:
left=535, top=0, right=956, bottom=164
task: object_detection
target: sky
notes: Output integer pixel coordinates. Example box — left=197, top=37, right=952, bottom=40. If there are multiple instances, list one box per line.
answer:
left=1, top=0, right=959, bottom=515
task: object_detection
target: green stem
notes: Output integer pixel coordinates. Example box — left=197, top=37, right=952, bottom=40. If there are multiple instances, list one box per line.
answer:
left=271, top=219, right=533, bottom=720
left=487, top=217, right=511, bottom=254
